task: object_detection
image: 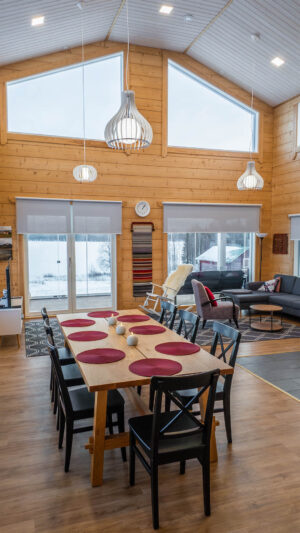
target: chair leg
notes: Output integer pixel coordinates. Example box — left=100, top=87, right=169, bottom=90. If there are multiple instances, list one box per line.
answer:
left=151, top=464, right=159, bottom=530
left=202, top=320, right=207, bottom=329
left=223, top=394, right=232, bottom=444
left=149, top=387, right=155, bottom=411
left=53, top=381, right=58, bottom=414
left=56, top=402, right=60, bottom=430
left=107, top=413, right=114, bottom=435
left=129, top=432, right=135, bottom=486
left=58, top=406, right=65, bottom=449
left=117, top=409, right=127, bottom=462
left=180, top=460, right=186, bottom=475
left=202, top=459, right=211, bottom=516
left=64, top=420, right=74, bottom=472
left=234, top=318, right=239, bottom=329
left=165, top=394, right=171, bottom=412
left=137, top=386, right=142, bottom=395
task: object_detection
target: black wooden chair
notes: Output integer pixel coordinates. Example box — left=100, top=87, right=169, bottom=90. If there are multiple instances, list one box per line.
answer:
left=129, top=370, right=220, bottom=529
left=176, top=308, right=200, bottom=343
left=158, top=300, right=178, bottom=330
left=168, top=321, right=241, bottom=444
left=47, top=340, right=126, bottom=471
left=210, top=321, right=241, bottom=443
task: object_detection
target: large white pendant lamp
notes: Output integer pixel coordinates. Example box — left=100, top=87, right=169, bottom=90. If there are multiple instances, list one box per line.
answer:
left=73, top=1, right=97, bottom=183
left=104, top=0, right=153, bottom=150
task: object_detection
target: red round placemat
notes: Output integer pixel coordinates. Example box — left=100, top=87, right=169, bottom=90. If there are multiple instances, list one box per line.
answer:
left=129, top=358, right=182, bottom=377
left=67, top=331, right=108, bottom=341
left=61, top=319, right=95, bottom=327
left=87, top=311, right=119, bottom=318
left=77, top=348, right=126, bottom=364
left=117, top=314, right=150, bottom=323
left=129, top=325, right=166, bottom=335
left=155, top=342, right=200, bottom=356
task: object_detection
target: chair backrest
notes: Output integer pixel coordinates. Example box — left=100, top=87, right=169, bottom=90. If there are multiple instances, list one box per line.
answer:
left=162, top=264, right=193, bottom=298
left=150, top=370, right=220, bottom=456
left=176, top=309, right=200, bottom=344
left=47, top=338, right=73, bottom=415
left=42, top=317, right=55, bottom=345
left=158, top=300, right=177, bottom=330
left=210, top=321, right=241, bottom=377
left=41, top=307, right=49, bottom=321
left=191, top=280, right=210, bottom=318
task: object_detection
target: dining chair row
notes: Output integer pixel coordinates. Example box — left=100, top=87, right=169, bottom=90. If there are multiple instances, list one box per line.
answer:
left=41, top=307, right=126, bottom=472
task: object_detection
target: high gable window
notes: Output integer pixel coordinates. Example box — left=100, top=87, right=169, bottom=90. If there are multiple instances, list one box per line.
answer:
left=168, top=60, right=259, bottom=152
left=7, top=52, right=122, bottom=141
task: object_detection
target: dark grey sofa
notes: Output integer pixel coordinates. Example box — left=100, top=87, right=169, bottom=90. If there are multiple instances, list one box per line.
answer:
left=178, top=270, right=245, bottom=296
left=222, top=274, right=300, bottom=318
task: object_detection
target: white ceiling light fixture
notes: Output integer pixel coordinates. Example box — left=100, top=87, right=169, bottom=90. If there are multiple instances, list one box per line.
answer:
left=184, top=14, right=193, bottom=22
left=73, top=2, right=97, bottom=183
left=159, top=5, right=174, bottom=15
left=271, top=56, right=285, bottom=67
left=237, top=38, right=264, bottom=191
left=31, top=15, right=45, bottom=26
left=104, top=0, right=152, bottom=150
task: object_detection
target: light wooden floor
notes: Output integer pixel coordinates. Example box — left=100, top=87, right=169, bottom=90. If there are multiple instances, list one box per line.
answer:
left=0, top=330, right=300, bottom=532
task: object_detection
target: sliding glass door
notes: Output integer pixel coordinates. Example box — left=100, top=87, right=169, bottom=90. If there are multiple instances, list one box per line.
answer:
left=25, top=234, right=116, bottom=316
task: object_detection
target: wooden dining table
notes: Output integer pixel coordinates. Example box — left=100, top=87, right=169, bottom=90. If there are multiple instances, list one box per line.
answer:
left=57, top=309, right=233, bottom=487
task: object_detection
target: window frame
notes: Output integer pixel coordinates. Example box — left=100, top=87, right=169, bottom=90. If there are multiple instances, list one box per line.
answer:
left=1, top=44, right=126, bottom=148
left=162, top=51, right=264, bottom=160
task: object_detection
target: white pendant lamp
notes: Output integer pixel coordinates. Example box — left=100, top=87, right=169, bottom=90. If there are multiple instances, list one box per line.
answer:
left=104, top=0, right=153, bottom=150
left=73, top=2, right=97, bottom=183
left=237, top=161, right=264, bottom=190
left=237, top=43, right=263, bottom=191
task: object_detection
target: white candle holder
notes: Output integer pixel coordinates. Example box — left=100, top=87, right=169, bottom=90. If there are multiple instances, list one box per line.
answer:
left=116, top=323, right=126, bottom=335
left=127, top=333, right=138, bottom=346
left=107, top=315, right=117, bottom=326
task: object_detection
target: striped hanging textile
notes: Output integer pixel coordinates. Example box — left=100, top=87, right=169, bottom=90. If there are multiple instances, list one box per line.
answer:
left=132, top=223, right=153, bottom=297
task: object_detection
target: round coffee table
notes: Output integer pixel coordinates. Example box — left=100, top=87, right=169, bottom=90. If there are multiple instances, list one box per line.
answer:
left=249, top=304, right=283, bottom=332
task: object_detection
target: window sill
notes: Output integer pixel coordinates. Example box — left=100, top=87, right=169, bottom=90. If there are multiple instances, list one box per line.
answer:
left=166, top=145, right=260, bottom=159
left=7, top=132, right=108, bottom=149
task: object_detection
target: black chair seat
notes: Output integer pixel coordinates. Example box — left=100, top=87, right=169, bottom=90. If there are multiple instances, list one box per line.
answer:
left=129, top=411, right=205, bottom=462
left=61, top=364, right=84, bottom=387
left=58, top=346, right=74, bottom=365
left=69, top=387, right=125, bottom=418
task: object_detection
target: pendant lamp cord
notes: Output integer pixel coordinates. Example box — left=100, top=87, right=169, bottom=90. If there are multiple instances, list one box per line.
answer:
left=80, top=10, right=86, bottom=165
left=125, top=0, right=129, bottom=91
left=249, top=59, right=255, bottom=160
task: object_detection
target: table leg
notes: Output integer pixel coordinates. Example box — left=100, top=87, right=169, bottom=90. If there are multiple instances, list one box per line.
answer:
left=90, top=390, right=107, bottom=487
left=199, top=388, right=218, bottom=463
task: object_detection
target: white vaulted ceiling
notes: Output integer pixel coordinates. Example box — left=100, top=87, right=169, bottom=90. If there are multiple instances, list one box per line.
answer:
left=0, top=0, right=299, bottom=106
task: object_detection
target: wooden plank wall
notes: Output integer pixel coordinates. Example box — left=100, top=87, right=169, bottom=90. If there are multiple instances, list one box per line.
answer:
left=271, top=95, right=300, bottom=275
left=0, top=41, right=273, bottom=312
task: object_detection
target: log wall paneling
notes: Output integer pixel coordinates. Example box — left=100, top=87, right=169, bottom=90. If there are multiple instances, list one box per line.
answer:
left=271, top=95, right=300, bottom=276
left=0, top=41, right=274, bottom=313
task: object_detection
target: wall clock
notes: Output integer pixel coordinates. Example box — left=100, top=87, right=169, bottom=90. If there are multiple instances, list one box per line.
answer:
left=135, top=201, right=150, bottom=217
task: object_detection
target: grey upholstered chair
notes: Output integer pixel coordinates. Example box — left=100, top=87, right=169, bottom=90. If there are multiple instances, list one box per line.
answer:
left=192, top=279, right=240, bottom=329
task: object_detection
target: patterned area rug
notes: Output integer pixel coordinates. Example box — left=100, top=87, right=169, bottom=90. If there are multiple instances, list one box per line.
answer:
left=25, top=316, right=300, bottom=357
left=25, top=319, right=64, bottom=357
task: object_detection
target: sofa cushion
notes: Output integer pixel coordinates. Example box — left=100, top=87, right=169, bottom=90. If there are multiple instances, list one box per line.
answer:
left=292, top=277, right=300, bottom=296
left=233, top=291, right=269, bottom=304
left=269, top=293, right=300, bottom=309
left=275, top=274, right=296, bottom=294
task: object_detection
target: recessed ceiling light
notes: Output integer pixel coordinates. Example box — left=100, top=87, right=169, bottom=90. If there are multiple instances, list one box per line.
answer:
left=184, top=14, right=193, bottom=22
left=159, top=5, right=173, bottom=15
left=31, top=15, right=45, bottom=27
left=271, top=56, right=285, bottom=67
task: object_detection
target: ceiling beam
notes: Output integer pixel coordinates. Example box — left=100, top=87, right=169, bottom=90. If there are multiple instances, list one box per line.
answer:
left=184, top=0, right=233, bottom=54
left=105, top=0, right=126, bottom=41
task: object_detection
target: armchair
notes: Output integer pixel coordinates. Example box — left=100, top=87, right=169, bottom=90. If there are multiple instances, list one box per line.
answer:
left=192, top=279, right=240, bottom=329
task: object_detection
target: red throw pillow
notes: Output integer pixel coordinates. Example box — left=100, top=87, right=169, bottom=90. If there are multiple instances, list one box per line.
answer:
left=204, top=286, right=218, bottom=307
left=275, top=276, right=281, bottom=293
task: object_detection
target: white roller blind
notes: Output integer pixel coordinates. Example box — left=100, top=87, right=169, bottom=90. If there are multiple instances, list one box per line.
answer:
left=289, top=215, right=300, bottom=240
left=73, top=200, right=122, bottom=234
left=163, top=202, right=261, bottom=233
left=16, top=198, right=71, bottom=234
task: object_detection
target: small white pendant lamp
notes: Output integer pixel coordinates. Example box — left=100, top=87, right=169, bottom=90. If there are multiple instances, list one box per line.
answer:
left=237, top=43, right=263, bottom=191
left=104, top=0, right=153, bottom=150
left=73, top=2, right=97, bottom=183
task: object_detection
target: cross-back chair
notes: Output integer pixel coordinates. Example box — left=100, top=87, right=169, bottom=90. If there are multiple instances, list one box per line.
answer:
left=129, top=369, right=220, bottom=529
left=176, top=308, right=200, bottom=343
left=47, top=338, right=126, bottom=472
left=168, top=321, right=241, bottom=443
left=158, top=300, right=178, bottom=330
